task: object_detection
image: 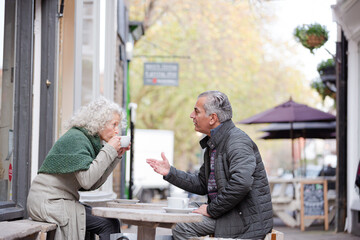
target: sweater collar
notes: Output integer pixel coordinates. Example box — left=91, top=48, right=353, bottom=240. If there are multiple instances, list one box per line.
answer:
left=210, top=123, right=223, bottom=136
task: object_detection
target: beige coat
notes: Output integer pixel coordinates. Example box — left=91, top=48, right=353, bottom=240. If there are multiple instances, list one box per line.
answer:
left=27, top=143, right=120, bottom=240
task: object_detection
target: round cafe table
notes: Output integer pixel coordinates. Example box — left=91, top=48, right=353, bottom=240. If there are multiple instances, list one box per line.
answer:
left=92, top=202, right=202, bottom=240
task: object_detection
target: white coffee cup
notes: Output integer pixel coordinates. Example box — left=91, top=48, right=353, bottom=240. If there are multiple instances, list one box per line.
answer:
left=167, top=197, right=189, bottom=209
left=120, top=136, right=131, bottom=147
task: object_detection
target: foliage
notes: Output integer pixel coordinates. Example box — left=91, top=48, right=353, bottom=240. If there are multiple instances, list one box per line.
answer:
left=129, top=0, right=319, bottom=172
left=310, top=79, right=336, bottom=101
left=311, top=58, right=336, bottom=103
left=293, top=23, right=328, bottom=53
left=317, top=58, right=335, bottom=75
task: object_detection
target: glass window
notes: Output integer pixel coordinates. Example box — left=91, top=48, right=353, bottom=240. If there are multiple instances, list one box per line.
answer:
left=0, top=0, right=15, bottom=203
left=81, top=0, right=100, bottom=106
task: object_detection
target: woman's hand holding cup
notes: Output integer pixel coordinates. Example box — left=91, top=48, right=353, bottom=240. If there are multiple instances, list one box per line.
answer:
left=108, top=135, right=121, bottom=151
left=117, top=142, right=130, bottom=157
left=108, top=135, right=131, bottom=157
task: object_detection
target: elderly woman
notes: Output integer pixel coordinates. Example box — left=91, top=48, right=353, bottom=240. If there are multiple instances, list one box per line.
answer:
left=27, top=97, right=129, bottom=240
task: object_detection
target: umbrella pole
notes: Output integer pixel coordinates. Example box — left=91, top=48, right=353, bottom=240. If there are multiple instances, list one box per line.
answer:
left=291, top=122, right=295, bottom=178
left=297, top=139, right=302, bottom=176
left=303, top=138, right=307, bottom=177
left=298, top=139, right=304, bottom=176
left=290, top=123, right=296, bottom=202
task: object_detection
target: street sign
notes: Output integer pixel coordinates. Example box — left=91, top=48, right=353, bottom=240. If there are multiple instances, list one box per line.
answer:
left=143, top=62, right=179, bottom=86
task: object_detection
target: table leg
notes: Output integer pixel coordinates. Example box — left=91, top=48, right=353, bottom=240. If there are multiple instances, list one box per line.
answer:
left=276, top=211, right=299, bottom=227
left=137, top=226, right=156, bottom=240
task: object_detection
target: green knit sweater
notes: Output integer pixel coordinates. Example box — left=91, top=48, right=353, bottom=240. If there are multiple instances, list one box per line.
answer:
left=38, top=127, right=102, bottom=174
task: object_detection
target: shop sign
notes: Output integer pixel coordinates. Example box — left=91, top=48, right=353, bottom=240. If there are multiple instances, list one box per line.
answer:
left=143, top=62, right=179, bottom=86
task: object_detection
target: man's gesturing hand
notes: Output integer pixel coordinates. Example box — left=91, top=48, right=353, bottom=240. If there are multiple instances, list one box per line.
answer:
left=146, top=152, right=171, bottom=176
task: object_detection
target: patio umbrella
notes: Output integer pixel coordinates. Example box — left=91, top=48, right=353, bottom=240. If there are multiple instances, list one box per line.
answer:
left=259, top=121, right=336, bottom=177
left=238, top=99, right=336, bottom=124
left=238, top=99, right=336, bottom=177
left=259, top=121, right=336, bottom=139
left=259, top=131, right=336, bottom=140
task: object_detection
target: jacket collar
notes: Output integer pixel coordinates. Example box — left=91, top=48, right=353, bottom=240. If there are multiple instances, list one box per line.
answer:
left=199, top=120, right=235, bottom=149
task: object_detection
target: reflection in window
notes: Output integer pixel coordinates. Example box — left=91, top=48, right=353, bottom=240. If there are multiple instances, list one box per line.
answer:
left=81, top=0, right=100, bottom=106
left=0, top=0, right=15, bottom=202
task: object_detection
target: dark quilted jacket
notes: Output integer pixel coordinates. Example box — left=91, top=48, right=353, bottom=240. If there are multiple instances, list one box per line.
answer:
left=164, top=120, right=273, bottom=239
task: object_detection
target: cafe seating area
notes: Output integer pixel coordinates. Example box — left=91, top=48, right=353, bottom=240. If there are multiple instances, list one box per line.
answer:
left=91, top=199, right=202, bottom=240
left=269, top=176, right=336, bottom=230
left=84, top=198, right=285, bottom=240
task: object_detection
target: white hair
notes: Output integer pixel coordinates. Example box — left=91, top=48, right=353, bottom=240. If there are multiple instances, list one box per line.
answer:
left=198, top=91, right=232, bottom=123
left=66, top=96, right=125, bottom=135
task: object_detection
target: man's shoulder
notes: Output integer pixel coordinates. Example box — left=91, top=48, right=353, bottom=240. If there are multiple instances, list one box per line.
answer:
left=228, top=126, right=252, bottom=141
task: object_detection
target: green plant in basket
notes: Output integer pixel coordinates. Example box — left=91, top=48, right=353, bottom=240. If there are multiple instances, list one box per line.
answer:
left=311, top=79, right=336, bottom=101
left=317, top=58, right=335, bottom=75
left=294, top=23, right=329, bottom=53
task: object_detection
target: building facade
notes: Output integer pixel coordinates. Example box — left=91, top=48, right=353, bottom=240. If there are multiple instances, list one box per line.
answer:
left=332, top=0, right=360, bottom=236
left=0, top=0, right=130, bottom=221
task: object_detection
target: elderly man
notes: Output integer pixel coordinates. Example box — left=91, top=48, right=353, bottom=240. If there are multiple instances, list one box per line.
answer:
left=146, top=91, right=273, bottom=239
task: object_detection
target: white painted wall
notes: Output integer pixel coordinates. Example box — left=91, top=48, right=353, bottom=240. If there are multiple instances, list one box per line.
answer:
left=332, top=0, right=360, bottom=233
left=31, top=0, right=41, bottom=182
left=346, top=39, right=360, bottom=233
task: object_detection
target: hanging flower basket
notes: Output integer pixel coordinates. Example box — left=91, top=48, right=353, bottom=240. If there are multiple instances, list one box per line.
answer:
left=317, top=58, right=336, bottom=92
left=294, top=23, right=329, bottom=54
left=306, top=35, right=326, bottom=48
left=317, top=58, right=335, bottom=77
left=311, top=79, right=336, bottom=101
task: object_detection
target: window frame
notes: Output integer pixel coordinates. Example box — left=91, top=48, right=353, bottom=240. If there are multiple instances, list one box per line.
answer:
left=0, top=0, right=34, bottom=221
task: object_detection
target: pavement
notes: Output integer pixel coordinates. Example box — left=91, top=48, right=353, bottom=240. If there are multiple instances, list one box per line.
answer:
left=121, top=217, right=360, bottom=239
left=273, top=217, right=360, bottom=240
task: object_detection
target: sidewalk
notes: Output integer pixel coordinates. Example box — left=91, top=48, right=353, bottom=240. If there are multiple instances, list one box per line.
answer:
left=273, top=217, right=360, bottom=240
left=121, top=217, right=360, bottom=239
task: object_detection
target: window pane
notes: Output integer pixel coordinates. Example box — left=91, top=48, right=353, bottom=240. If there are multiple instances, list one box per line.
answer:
left=82, top=1, right=96, bottom=105
left=0, top=0, right=15, bottom=202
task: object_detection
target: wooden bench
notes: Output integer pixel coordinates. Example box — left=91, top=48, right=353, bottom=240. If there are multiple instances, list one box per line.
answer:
left=189, top=229, right=284, bottom=240
left=264, top=229, right=284, bottom=240
left=0, top=219, right=57, bottom=240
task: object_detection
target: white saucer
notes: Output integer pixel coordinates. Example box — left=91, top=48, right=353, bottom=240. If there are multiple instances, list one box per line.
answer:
left=163, top=207, right=196, bottom=214
left=113, top=199, right=139, bottom=204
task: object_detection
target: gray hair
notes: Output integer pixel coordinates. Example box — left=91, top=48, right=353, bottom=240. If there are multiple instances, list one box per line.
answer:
left=66, top=96, right=125, bottom=135
left=198, top=91, right=232, bottom=123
